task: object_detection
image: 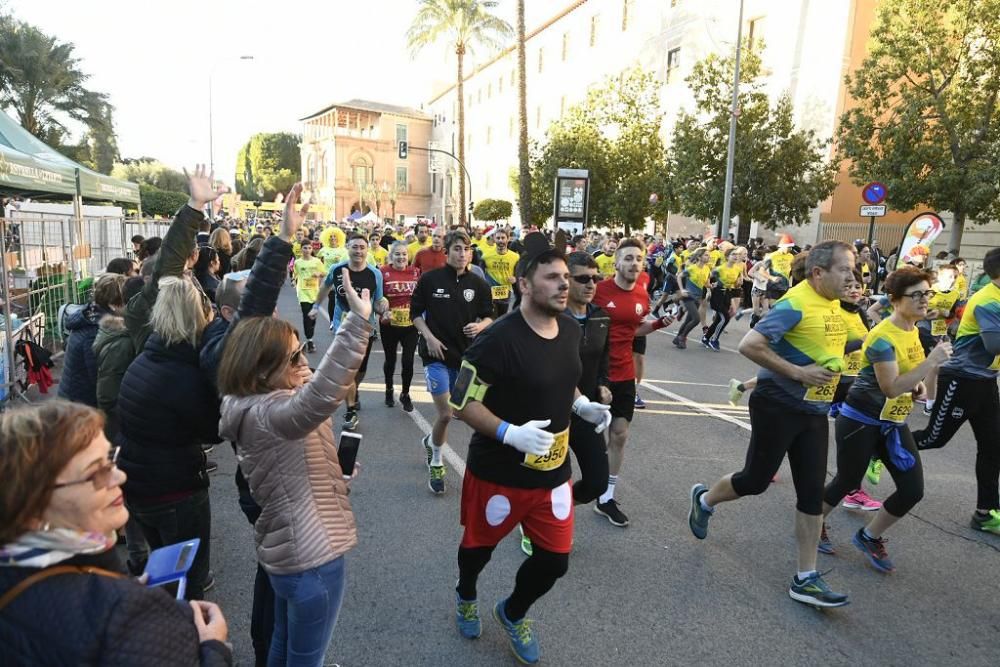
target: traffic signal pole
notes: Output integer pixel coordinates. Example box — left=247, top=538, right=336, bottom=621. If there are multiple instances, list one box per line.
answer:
left=409, top=145, right=474, bottom=227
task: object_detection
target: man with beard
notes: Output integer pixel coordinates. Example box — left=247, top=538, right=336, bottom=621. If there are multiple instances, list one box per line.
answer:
left=482, top=229, right=520, bottom=317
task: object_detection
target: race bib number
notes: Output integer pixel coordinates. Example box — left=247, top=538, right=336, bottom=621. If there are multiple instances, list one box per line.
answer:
left=390, top=307, right=412, bottom=328
left=804, top=375, right=840, bottom=403
left=931, top=319, right=948, bottom=336
left=845, top=351, right=863, bottom=377
left=521, top=428, right=569, bottom=472
left=300, top=276, right=319, bottom=291
left=990, top=354, right=1000, bottom=372
left=880, top=393, right=914, bottom=424
left=491, top=285, right=511, bottom=301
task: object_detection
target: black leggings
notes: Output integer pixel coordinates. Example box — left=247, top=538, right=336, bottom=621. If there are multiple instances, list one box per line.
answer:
left=677, top=298, right=702, bottom=339
left=569, top=413, right=609, bottom=504
left=299, top=301, right=316, bottom=341
left=706, top=302, right=730, bottom=342
left=457, top=544, right=569, bottom=621
left=381, top=325, right=418, bottom=394
left=825, top=414, right=924, bottom=517
left=730, top=391, right=829, bottom=515
left=915, top=374, right=1000, bottom=509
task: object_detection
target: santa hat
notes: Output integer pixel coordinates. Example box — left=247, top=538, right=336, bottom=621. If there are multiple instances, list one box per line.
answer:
left=778, top=234, right=795, bottom=248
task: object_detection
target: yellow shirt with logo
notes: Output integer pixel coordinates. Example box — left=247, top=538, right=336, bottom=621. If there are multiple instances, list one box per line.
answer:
left=483, top=249, right=520, bottom=300
left=595, top=253, right=616, bottom=278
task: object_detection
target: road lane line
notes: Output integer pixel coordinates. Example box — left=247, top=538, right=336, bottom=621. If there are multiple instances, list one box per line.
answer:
left=639, top=381, right=752, bottom=432
left=403, top=401, right=467, bottom=477
left=640, top=399, right=748, bottom=411
left=643, top=379, right=730, bottom=388
left=639, top=408, right=749, bottom=420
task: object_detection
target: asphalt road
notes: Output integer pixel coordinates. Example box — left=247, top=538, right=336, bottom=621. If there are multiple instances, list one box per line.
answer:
left=203, top=283, right=999, bottom=666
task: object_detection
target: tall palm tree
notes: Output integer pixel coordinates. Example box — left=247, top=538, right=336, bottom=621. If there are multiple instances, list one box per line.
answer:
left=516, top=0, right=532, bottom=227
left=408, top=0, right=512, bottom=227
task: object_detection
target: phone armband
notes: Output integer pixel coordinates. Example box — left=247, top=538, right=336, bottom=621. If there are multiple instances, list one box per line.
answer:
left=449, top=360, right=490, bottom=410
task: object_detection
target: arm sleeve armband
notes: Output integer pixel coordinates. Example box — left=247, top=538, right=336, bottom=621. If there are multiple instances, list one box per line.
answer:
left=448, top=360, right=490, bottom=410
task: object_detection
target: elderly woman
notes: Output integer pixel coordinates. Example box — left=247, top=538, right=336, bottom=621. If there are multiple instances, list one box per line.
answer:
left=0, top=401, right=232, bottom=666
left=218, top=269, right=371, bottom=667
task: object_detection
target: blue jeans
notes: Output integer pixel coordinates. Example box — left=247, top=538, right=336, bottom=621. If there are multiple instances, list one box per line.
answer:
left=268, top=556, right=347, bottom=667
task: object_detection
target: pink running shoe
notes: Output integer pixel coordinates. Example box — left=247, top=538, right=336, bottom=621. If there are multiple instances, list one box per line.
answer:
left=841, top=489, right=882, bottom=511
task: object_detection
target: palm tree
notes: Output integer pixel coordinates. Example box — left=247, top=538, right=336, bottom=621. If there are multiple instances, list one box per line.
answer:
left=408, top=0, right=512, bottom=227
left=516, top=0, right=532, bottom=227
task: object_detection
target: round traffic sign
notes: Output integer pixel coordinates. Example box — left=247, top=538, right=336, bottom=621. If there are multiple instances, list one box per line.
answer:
left=862, top=182, right=887, bottom=205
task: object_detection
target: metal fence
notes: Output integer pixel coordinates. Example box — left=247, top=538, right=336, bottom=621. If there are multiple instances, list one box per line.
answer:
left=817, top=221, right=908, bottom=253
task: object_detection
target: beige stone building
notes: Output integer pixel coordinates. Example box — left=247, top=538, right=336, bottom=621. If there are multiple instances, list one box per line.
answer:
left=299, top=99, right=434, bottom=222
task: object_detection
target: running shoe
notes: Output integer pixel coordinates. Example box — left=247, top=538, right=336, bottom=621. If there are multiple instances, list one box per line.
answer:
left=342, top=409, right=359, bottom=431
left=970, top=509, right=1000, bottom=535
left=493, top=599, right=540, bottom=665
left=400, top=392, right=414, bottom=412
left=634, top=394, right=646, bottom=409
left=201, top=444, right=214, bottom=454
left=841, top=489, right=882, bottom=511
left=728, top=379, right=745, bottom=406
left=688, top=483, right=712, bottom=539
left=865, top=458, right=882, bottom=486
left=788, top=571, right=849, bottom=608
left=422, top=433, right=433, bottom=469
left=205, top=459, right=219, bottom=474
left=385, top=388, right=395, bottom=408
left=922, top=404, right=933, bottom=417
left=202, top=571, right=216, bottom=593
left=700, top=335, right=711, bottom=349
left=672, top=336, right=687, bottom=350
left=734, top=308, right=750, bottom=321
left=306, top=340, right=316, bottom=353
left=456, top=593, right=481, bottom=639
left=594, top=499, right=629, bottom=527
left=817, top=522, right=835, bottom=555
left=852, top=528, right=894, bottom=573
left=429, top=465, right=446, bottom=495
left=519, top=524, right=533, bottom=557
left=708, top=339, right=721, bottom=352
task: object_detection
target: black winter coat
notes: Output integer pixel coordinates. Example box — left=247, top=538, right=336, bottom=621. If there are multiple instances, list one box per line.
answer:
left=57, top=303, right=111, bottom=407
left=0, top=550, right=231, bottom=666
left=116, top=333, right=222, bottom=502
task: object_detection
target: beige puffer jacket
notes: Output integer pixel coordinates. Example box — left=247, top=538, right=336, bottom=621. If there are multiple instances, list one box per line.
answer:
left=219, top=312, right=372, bottom=575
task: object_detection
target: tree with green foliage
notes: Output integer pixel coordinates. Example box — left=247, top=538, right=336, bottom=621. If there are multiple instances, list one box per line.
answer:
left=670, top=44, right=836, bottom=242
left=837, top=0, right=1000, bottom=252
left=111, top=159, right=187, bottom=193
left=234, top=132, right=301, bottom=202
left=473, top=198, right=513, bottom=222
left=138, top=184, right=188, bottom=217
left=407, top=0, right=512, bottom=227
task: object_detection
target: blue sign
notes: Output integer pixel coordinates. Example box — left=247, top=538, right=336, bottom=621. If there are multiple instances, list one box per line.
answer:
left=862, top=182, right=887, bottom=205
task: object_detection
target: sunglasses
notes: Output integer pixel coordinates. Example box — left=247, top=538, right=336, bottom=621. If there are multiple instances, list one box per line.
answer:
left=571, top=274, right=601, bottom=285
left=54, top=447, right=120, bottom=490
left=289, top=340, right=308, bottom=366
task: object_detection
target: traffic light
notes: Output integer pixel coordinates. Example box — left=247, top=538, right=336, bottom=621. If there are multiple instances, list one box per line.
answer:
left=468, top=201, right=474, bottom=214
left=398, top=140, right=408, bottom=159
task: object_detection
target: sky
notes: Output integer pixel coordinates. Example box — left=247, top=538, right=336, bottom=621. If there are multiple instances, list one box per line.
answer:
left=6, top=0, right=552, bottom=185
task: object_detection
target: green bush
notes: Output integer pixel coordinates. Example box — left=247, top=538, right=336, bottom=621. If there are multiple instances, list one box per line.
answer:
left=139, top=183, right=189, bottom=217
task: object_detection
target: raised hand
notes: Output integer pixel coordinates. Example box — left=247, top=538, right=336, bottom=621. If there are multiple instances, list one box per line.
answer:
left=280, top=183, right=310, bottom=241
left=183, top=164, right=229, bottom=210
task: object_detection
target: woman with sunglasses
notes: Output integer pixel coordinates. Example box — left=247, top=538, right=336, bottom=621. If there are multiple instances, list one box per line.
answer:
left=217, top=269, right=372, bottom=667
left=819, top=267, right=952, bottom=572
left=0, top=401, right=233, bottom=666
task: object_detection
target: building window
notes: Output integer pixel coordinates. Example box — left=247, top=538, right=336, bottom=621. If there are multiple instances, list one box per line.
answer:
left=666, top=48, right=681, bottom=83
left=486, top=126, right=492, bottom=144
left=432, top=174, right=436, bottom=194
left=590, top=15, right=599, bottom=47
left=748, top=16, right=764, bottom=46
left=395, top=123, right=408, bottom=146
left=477, top=88, right=482, bottom=103
left=560, top=96, right=566, bottom=116
left=396, top=166, right=408, bottom=191
left=671, top=0, right=681, bottom=6
left=622, top=0, right=634, bottom=31
left=535, top=106, right=541, bottom=129
left=537, top=47, right=544, bottom=74
left=352, top=159, right=372, bottom=187
left=499, top=76, right=503, bottom=94
left=509, top=116, right=514, bottom=138
left=488, top=83, right=493, bottom=98
left=562, top=32, right=569, bottom=61
left=510, top=69, right=515, bottom=87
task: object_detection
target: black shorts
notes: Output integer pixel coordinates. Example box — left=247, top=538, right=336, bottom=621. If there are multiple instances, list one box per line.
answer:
left=765, top=282, right=789, bottom=301
left=608, top=380, right=636, bottom=422
left=358, top=337, right=376, bottom=376
left=631, top=336, right=647, bottom=355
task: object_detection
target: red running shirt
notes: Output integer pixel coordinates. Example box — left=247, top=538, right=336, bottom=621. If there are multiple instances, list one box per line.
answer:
left=381, top=265, right=421, bottom=311
left=593, top=278, right=649, bottom=382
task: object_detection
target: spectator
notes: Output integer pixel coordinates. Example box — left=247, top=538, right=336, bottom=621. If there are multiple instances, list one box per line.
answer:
left=95, top=276, right=144, bottom=440
left=231, top=237, right=264, bottom=272
left=130, top=234, right=145, bottom=256
left=58, top=273, right=128, bottom=408
left=105, top=257, right=138, bottom=277
left=209, top=228, right=233, bottom=276
left=0, top=400, right=232, bottom=666
left=138, top=237, right=162, bottom=277
left=194, top=247, right=221, bottom=303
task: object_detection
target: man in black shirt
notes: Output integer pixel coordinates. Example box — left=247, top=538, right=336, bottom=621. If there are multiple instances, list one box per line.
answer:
left=410, top=229, right=494, bottom=494
left=448, top=237, right=611, bottom=665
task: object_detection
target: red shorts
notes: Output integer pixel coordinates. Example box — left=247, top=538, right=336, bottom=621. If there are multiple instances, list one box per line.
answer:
left=459, top=471, right=574, bottom=554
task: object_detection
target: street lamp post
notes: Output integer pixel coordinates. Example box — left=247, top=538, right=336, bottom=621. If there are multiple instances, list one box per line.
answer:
left=719, top=0, right=745, bottom=241
left=208, top=55, right=254, bottom=175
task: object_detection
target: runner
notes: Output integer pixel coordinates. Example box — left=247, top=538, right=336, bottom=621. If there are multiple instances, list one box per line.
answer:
left=594, top=237, right=618, bottom=278
left=688, top=240, right=856, bottom=608
left=414, top=227, right=447, bottom=273
left=760, top=235, right=796, bottom=306
left=820, top=267, right=952, bottom=570
left=916, top=264, right=959, bottom=416
left=380, top=241, right=421, bottom=412
left=407, top=222, right=432, bottom=262
left=482, top=228, right=520, bottom=317
left=703, top=246, right=746, bottom=351
left=292, top=241, right=325, bottom=353
left=674, top=248, right=711, bottom=350
left=310, top=233, right=387, bottom=431
left=592, top=239, right=673, bottom=526
left=632, top=265, right=651, bottom=409
left=449, top=236, right=610, bottom=664
left=914, top=247, right=1000, bottom=535
left=737, top=247, right=770, bottom=325
left=367, top=231, right=388, bottom=267
left=410, top=229, right=494, bottom=495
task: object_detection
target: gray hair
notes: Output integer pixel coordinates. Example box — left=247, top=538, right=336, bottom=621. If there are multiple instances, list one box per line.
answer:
left=151, top=277, right=209, bottom=347
left=805, top=240, right=854, bottom=272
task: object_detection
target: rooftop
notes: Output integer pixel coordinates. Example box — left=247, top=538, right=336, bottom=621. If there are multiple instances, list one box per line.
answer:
left=300, top=98, right=432, bottom=122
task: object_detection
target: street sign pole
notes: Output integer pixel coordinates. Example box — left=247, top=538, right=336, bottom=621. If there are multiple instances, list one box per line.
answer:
left=867, top=216, right=875, bottom=246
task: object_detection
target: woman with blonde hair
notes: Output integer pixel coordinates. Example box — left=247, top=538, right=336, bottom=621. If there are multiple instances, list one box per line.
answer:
left=209, top=227, right=233, bottom=276
left=218, top=269, right=372, bottom=666
left=116, top=277, right=222, bottom=600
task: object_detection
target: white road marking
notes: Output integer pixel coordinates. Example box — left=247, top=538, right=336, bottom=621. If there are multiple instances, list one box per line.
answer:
left=640, top=381, right=752, bottom=432
left=640, top=409, right=750, bottom=420
left=403, top=400, right=467, bottom=477
left=643, top=379, right=730, bottom=388
left=654, top=328, right=740, bottom=354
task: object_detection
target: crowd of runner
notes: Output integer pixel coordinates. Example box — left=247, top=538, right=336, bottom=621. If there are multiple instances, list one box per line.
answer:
left=1, top=168, right=998, bottom=666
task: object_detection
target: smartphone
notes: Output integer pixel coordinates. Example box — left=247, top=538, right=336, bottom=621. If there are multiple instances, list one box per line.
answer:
left=338, top=432, right=362, bottom=479
left=144, top=538, right=200, bottom=600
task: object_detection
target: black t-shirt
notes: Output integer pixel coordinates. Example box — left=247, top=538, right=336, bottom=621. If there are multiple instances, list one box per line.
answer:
left=326, top=262, right=381, bottom=329
left=464, top=311, right=582, bottom=489
left=567, top=304, right=610, bottom=401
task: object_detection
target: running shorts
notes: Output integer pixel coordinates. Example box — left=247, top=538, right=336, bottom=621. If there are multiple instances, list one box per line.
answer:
left=424, top=361, right=459, bottom=396
left=631, top=335, right=647, bottom=355
left=608, top=379, right=636, bottom=422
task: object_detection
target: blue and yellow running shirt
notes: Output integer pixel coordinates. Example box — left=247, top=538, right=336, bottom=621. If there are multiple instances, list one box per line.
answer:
left=846, top=318, right=924, bottom=422
left=941, top=281, right=1000, bottom=379
left=681, top=264, right=711, bottom=300
left=840, top=307, right=869, bottom=378
left=753, top=280, right=848, bottom=414
left=918, top=288, right=959, bottom=337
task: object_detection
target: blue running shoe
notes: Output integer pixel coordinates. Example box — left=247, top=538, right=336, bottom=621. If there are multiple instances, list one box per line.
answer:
left=817, top=522, right=835, bottom=555
left=788, top=571, right=849, bottom=608
left=493, top=599, right=540, bottom=665
left=456, top=593, right=481, bottom=639
left=708, top=339, right=721, bottom=352
left=634, top=394, right=646, bottom=409
left=852, top=528, right=894, bottom=573
left=688, top=484, right=712, bottom=539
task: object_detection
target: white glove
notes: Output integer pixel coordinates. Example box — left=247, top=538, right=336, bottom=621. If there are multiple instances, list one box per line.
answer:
left=503, top=419, right=555, bottom=456
left=573, top=395, right=612, bottom=433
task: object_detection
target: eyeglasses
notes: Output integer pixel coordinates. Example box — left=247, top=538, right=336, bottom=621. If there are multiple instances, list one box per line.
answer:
left=289, top=340, right=308, bottom=366
left=903, top=289, right=936, bottom=301
left=54, top=447, right=120, bottom=490
left=571, top=274, right=601, bottom=285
